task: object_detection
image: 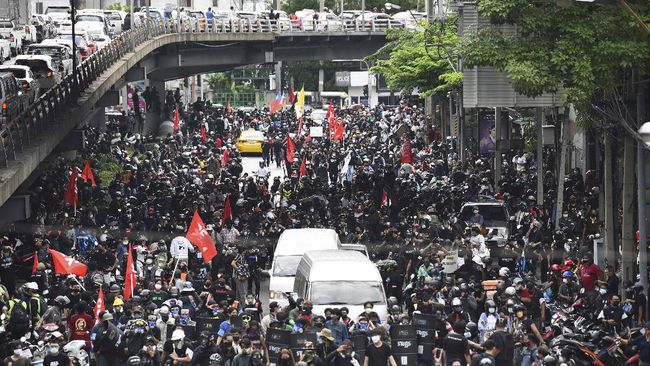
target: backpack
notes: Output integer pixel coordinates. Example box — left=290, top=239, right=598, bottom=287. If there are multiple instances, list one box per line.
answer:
left=8, top=299, right=30, bottom=329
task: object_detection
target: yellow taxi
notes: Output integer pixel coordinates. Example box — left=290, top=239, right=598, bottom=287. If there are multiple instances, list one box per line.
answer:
left=236, top=129, right=266, bottom=154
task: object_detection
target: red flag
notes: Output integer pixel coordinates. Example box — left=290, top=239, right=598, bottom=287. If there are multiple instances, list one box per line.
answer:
left=81, top=161, right=96, bottom=187
left=299, top=159, right=307, bottom=178
left=48, top=248, right=87, bottom=277
left=124, top=244, right=136, bottom=301
left=400, top=139, right=413, bottom=163
left=328, top=116, right=337, bottom=138
left=381, top=189, right=388, bottom=207
left=221, top=194, right=232, bottom=227
left=186, top=211, right=218, bottom=263
left=221, top=149, right=230, bottom=166
left=173, top=105, right=180, bottom=131
left=93, top=286, right=105, bottom=323
left=31, top=251, right=39, bottom=274
left=226, top=97, right=231, bottom=113
left=325, top=100, right=334, bottom=119
left=289, top=84, right=295, bottom=104
left=64, top=167, right=78, bottom=208
left=216, top=136, right=223, bottom=148
left=286, top=134, right=295, bottom=163
left=297, top=117, right=303, bottom=135
left=200, top=126, right=207, bottom=141
left=333, top=119, right=344, bottom=141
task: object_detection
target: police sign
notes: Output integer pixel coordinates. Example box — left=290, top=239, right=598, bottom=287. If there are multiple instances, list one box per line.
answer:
left=335, top=72, right=351, bottom=87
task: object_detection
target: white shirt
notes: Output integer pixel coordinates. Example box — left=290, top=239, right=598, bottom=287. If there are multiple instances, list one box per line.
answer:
left=256, top=167, right=269, bottom=179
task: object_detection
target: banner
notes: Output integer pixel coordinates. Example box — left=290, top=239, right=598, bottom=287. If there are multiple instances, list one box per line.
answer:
left=266, top=328, right=291, bottom=366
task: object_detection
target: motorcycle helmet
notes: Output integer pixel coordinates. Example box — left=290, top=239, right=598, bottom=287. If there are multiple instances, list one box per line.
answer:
left=210, top=353, right=224, bottom=366
left=452, top=297, right=462, bottom=308
left=387, top=296, right=398, bottom=308
left=505, top=287, right=516, bottom=296
left=562, top=271, right=573, bottom=279
left=499, top=267, right=511, bottom=277
left=127, top=356, right=142, bottom=365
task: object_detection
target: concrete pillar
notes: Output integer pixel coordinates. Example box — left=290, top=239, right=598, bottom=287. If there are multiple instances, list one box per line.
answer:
left=368, top=74, right=378, bottom=108
left=536, top=107, right=544, bottom=205
left=318, top=62, right=324, bottom=105
left=604, top=133, right=616, bottom=266
left=122, top=85, right=129, bottom=112
left=494, top=107, right=502, bottom=190
left=275, top=61, right=282, bottom=95
left=622, top=135, right=636, bottom=293
left=91, top=108, right=106, bottom=129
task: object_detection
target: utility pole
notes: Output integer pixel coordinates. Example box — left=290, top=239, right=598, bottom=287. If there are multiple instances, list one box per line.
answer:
left=604, top=133, right=616, bottom=265
left=637, top=82, right=648, bottom=288
left=494, top=107, right=502, bottom=191
left=536, top=107, right=544, bottom=205
left=555, top=107, right=570, bottom=229
left=622, top=135, right=636, bottom=293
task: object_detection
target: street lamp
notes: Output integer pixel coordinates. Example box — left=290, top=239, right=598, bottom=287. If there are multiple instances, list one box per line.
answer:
left=637, top=121, right=650, bottom=288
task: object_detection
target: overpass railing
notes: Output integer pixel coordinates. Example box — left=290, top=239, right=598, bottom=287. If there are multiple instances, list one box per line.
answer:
left=0, top=17, right=400, bottom=168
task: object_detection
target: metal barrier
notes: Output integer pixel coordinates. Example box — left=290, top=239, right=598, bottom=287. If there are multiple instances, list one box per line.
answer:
left=0, top=16, right=401, bottom=168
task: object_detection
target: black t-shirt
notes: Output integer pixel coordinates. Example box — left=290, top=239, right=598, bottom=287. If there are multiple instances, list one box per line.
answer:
left=365, top=343, right=392, bottom=366
left=489, top=331, right=514, bottom=366
left=44, top=353, right=70, bottom=366
left=608, top=275, right=620, bottom=296
left=442, top=332, right=469, bottom=366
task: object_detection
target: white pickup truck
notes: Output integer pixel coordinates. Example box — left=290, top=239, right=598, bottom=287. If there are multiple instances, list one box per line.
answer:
left=0, top=19, right=23, bottom=56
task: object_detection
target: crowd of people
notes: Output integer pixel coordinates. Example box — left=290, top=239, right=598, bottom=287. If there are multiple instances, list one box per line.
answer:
left=0, top=89, right=645, bottom=366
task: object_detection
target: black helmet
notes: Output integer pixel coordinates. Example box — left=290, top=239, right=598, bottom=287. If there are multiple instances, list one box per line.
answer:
left=387, top=296, right=398, bottom=307
left=209, top=353, right=224, bottom=366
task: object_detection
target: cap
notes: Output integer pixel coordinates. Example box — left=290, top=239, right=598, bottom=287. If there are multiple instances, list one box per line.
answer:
left=159, top=306, right=170, bottom=315
left=54, top=296, right=70, bottom=305
left=25, top=282, right=38, bottom=291
left=171, top=329, right=185, bottom=341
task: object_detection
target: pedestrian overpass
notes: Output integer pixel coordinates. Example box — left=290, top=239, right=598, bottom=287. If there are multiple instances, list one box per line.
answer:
left=0, top=19, right=400, bottom=210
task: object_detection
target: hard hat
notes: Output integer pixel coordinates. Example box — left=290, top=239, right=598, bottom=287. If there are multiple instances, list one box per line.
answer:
left=25, top=282, right=38, bottom=291
left=498, top=267, right=511, bottom=277
left=171, top=329, right=185, bottom=341
left=562, top=271, right=573, bottom=279
left=113, top=298, right=124, bottom=307
left=451, top=297, right=462, bottom=307
left=505, top=287, right=516, bottom=296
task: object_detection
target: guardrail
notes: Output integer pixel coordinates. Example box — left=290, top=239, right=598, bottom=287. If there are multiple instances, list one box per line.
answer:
left=0, top=17, right=400, bottom=168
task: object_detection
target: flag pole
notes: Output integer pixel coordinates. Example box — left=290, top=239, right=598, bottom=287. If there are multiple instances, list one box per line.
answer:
left=72, top=276, right=86, bottom=291
left=168, top=256, right=180, bottom=287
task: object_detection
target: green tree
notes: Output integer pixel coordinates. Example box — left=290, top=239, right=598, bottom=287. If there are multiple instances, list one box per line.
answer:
left=283, top=0, right=421, bottom=14
left=106, top=2, right=131, bottom=12
left=459, top=0, right=650, bottom=103
left=366, top=21, right=462, bottom=97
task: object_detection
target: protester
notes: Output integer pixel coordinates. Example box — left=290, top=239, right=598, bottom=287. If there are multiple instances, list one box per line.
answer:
left=0, top=89, right=638, bottom=366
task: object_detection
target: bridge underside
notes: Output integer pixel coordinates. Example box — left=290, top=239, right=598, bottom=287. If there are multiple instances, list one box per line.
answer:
left=0, top=31, right=387, bottom=207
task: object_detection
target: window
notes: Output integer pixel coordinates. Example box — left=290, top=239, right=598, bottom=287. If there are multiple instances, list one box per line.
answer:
left=310, top=281, right=385, bottom=305
left=272, top=256, right=302, bottom=277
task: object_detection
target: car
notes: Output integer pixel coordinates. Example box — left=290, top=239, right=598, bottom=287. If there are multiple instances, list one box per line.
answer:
left=25, top=43, right=73, bottom=75
left=75, top=12, right=110, bottom=36
left=0, top=65, right=40, bottom=106
left=14, top=55, right=61, bottom=90
left=236, top=129, right=266, bottom=153
left=39, top=39, right=82, bottom=70
left=103, top=10, right=125, bottom=34
left=30, top=14, right=57, bottom=41
left=45, top=5, right=72, bottom=23
left=89, top=33, right=110, bottom=50
left=0, top=38, right=11, bottom=60
left=313, top=12, right=344, bottom=31
left=459, top=197, right=511, bottom=250
left=0, top=72, right=23, bottom=127
left=391, top=11, right=426, bottom=29
left=56, top=33, right=94, bottom=59
left=185, top=10, right=206, bottom=31
left=0, top=19, right=23, bottom=56
left=213, top=11, right=239, bottom=31
left=361, top=12, right=394, bottom=29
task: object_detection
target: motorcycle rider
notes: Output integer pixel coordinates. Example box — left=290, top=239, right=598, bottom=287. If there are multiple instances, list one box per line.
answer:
left=43, top=339, right=71, bottom=366
left=598, top=295, right=630, bottom=335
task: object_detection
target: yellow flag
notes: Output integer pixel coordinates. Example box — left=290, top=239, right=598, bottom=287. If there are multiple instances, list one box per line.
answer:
left=296, top=86, right=305, bottom=119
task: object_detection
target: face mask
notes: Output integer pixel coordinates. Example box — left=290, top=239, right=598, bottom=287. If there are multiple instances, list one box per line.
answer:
left=175, top=341, right=184, bottom=349
left=464, top=332, right=472, bottom=338
left=508, top=307, right=514, bottom=313
left=155, top=284, right=162, bottom=290
left=599, top=288, right=607, bottom=295
left=371, top=335, right=381, bottom=344
left=233, top=336, right=240, bottom=342
left=171, top=309, right=179, bottom=316
left=488, top=307, right=496, bottom=314
left=149, top=321, right=156, bottom=328
left=563, top=278, right=568, bottom=284
left=252, top=357, right=262, bottom=365
left=49, top=347, right=59, bottom=354
left=242, top=348, right=252, bottom=355
left=114, top=307, right=123, bottom=313
left=612, top=302, right=620, bottom=307
left=161, top=315, right=169, bottom=322
left=13, top=349, right=21, bottom=356
left=365, top=308, right=372, bottom=314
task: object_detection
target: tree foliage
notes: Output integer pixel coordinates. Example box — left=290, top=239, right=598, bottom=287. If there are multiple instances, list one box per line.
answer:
left=206, top=72, right=256, bottom=94
left=106, top=2, right=131, bottom=12
left=366, top=21, right=462, bottom=97
left=287, top=61, right=345, bottom=92
left=460, top=0, right=650, bottom=103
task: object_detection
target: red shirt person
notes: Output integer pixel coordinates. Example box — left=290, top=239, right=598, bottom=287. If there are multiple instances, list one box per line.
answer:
left=578, top=253, right=604, bottom=293
left=67, top=302, right=95, bottom=349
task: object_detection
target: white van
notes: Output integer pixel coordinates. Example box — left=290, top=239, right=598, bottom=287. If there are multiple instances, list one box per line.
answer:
left=268, top=228, right=341, bottom=305
left=293, top=249, right=388, bottom=320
